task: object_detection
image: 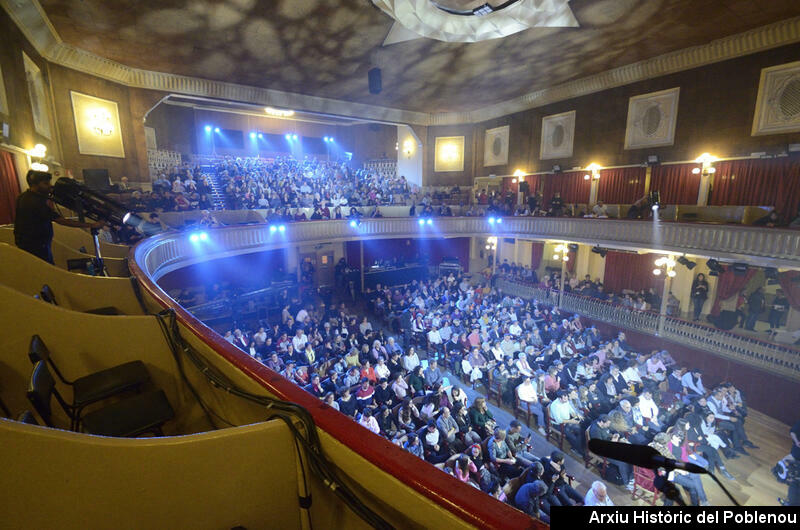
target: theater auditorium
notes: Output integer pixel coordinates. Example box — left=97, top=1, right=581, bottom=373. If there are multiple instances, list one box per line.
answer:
left=1, top=1, right=800, bottom=528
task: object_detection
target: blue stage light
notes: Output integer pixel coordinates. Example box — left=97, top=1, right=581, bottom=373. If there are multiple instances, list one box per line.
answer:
left=257, top=133, right=263, bottom=139
left=292, top=134, right=298, bottom=140
left=497, top=217, right=502, bottom=224
left=250, top=132, right=256, bottom=139
left=488, top=217, right=496, bottom=224
left=349, top=220, right=358, bottom=228
left=214, top=127, right=220, bottom=133
left=269, top=225, right=277, bottom=233
left=189, top=233, right=199, bottom=242
left=285, top=134, right=291, bottom=140
left=427, top=218, right=433, bottom=225
left=204, top=125, right=212, bottom=133
left=278, top=224, right=286, bottom=232
left=418, top=218, right=425, bottom=226
left=199, top=232, right=208, bottom=241
left=329, top=137, right=334, bottom=142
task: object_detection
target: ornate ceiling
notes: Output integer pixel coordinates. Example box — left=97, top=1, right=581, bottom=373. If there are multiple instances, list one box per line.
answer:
left=34, top=0, right=800, bottom=113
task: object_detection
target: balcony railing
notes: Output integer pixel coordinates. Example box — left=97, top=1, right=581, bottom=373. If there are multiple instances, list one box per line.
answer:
left=496, top=279, right=800, bottom=382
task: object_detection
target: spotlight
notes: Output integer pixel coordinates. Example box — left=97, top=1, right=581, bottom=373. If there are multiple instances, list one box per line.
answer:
left=204, top=125, right=212, bottom=132
left=653, top=268, right=662, bottom=276
left=199, top=232, right=208, bottom=241
left=496, top=217, right=502, bottom=224
left=329, top=137, right=334, bottom=142
left=418, top=218, right=425, bottom=226
left=189, top=233, right=199, bottom=243
left=488, top=217, right=496, bottom=225
left=293, top=134, right=298, bottom=140
left=349, top=219, right=358, bottom=228
left=214, top=127, right=220, bottom=133
left=652, top=204, right=659, bottom=212
left=269, top=225, right=277, bottom=233
left=426, top=218, right=433, bottom=225
left=732, top=263, right=749, bottom=276
left=324, top=137, right=329, bottom=142
left=677, top=256, right=696, bottom=270
left=250, top=132, right=257, bottom=139
left=285, top=134, right=291, bottom=140
left=568, top=243, right=579, bottom=252
left=649, top=190, right=661, bottom=210
left=706, top=258, right=723, bottom=276
left=591, top=246, right=608, bottom=258
left=257, top=133, right=263, bottom=139
left=278, top=224, right=286, bottom=232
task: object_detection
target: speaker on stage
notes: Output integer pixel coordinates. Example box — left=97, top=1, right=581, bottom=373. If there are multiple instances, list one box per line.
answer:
left=368, top=68, right=382, bottom=95
left=519, top=181, right=530, bottom=194
left=709, top=310, right=738, bottom=330
left=82, top=169, right=111, bottom=191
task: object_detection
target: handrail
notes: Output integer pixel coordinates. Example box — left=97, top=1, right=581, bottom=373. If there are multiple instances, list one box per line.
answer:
left=130, top=230, right=538, bottom=529
left=497, top=278, right=800, bottom=382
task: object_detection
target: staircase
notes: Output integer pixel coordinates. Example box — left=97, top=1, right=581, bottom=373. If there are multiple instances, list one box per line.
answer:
left=201, top=165, right=227, bottom=210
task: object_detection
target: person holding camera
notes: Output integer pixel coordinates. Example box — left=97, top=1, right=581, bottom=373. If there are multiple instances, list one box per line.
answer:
left=14, top=171, right=103, bottom=264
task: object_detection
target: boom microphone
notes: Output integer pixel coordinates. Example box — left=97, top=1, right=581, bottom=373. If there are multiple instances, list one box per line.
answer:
left=587, top=439, right=708, bottom=474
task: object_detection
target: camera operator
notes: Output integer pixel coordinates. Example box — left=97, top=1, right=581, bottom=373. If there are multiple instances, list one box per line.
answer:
left=13, top=170, right=103, bottom=264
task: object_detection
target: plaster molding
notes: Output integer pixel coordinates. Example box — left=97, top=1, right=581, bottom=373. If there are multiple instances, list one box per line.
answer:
left=3, top=1, right=800, bottom=126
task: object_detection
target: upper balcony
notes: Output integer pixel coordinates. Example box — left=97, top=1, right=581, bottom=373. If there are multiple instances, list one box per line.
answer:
left=136, top=216, right=800, bottom=281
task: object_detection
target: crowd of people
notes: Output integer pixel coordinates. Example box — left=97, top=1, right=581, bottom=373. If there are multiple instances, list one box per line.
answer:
left=210, top=270, right=760, bottom=518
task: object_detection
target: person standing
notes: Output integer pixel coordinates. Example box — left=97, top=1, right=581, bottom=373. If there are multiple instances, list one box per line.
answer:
left=745, top=287, right=765, bottom=331
left=690, top=273, right=709, bottom=321
left=14, top=171, right=103, bottom=264
left=768, top=289, right=790, bottom=333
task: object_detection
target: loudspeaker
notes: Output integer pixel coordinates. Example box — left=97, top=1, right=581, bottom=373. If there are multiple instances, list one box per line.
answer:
left=519, top=181, right=530, bottom=194
left=368, top=67, right=382, bottom=95
left=82, top=169, right=110, bottom=191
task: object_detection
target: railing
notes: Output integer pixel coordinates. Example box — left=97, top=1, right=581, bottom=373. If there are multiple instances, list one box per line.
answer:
left=497, top=278, right=800, bottom=382
left=140, top=216, right=800, bottom=273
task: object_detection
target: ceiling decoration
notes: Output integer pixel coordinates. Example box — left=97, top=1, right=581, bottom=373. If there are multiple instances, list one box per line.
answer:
left=372, top=0, right=578, bottom=45
left=4, top=0, right=800, bottom=120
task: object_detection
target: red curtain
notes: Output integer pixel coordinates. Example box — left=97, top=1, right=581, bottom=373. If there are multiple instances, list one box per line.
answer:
left=0, top=150, right=20, bottom=225
left=778, top=270, right=800, bottom=311
left=597, top=167, right=646, bottom=204
left=710, top=158, right=800, bottom=221
left=531, top=242, right=544, bottom=271
left=710, top=266, right=757, bottom=316
left=602, top=251, right=655, bottom=293
left=542, top=171, right=592, bottom=205
left=650, top=164, right=701, bottom=205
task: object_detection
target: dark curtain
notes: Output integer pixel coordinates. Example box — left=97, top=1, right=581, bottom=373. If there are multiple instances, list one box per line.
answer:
left=531, top=242, right=544, bottom=271
left=710, top=266, right=757, bottom=316
left=778, top=270, right=800, bottom=311
left=602, top=251, right=655, bottom=293
left=542, top=171, right=592, bottom=205
left=650, top=164, right=701, bottom=205
left=597, top=167, right=646, bottom=204
left=0, top=150, right=20, bottom=225
left=710, top=158, right=800, bottom=221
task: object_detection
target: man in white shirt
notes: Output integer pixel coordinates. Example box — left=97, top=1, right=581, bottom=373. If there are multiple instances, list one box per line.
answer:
left=427, top=326, right=443, bottom=360
left=591, top=201, right=609, bottom=218
left=549, top=391, right=583, bottom=454
left=516, top=376, right=546, bottom=434
left=584, top=481, right=614, bottom=506
left=292, top=328, right=308, bottom=352
left=508, top=321, right=522, bottom=337
left=637, top=389, right=661, bottom=429
left=296, top=307, right=309, bottom=323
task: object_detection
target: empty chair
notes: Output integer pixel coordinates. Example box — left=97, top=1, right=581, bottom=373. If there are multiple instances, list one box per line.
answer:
left=27, top=361, right=174, bottom=437
left=39, top=284, right=122, bottom=315
left=28, top=335, right=151, bottom=430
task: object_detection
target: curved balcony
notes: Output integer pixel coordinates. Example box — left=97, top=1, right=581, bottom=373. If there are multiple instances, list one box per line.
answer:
left=137, top=216, right=800, bottom=281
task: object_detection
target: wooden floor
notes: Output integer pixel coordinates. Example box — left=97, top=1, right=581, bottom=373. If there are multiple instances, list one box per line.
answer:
left=611, top=409, right=792, bottom=507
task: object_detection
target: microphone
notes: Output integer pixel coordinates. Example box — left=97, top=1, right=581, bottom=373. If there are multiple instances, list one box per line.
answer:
left=587, top=439, right=708, bottom=474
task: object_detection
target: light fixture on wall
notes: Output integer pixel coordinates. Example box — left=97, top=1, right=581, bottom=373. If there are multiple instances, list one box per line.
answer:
left=28, top=143, right=49, bottom=172
left=583, top=163, right=602, bottom=180
left=485, top=236, right=498, bottom=252
left=265, top=107, right=294, bottom=118
left=88, top=108, right=114, bottom=136
left=692, top=153, right=717, bottom=176
left=653, top=255, right=677, bottom=277
left=403, top=138, right=415, bottom=158
left=553, top=243, right=570, bottom=262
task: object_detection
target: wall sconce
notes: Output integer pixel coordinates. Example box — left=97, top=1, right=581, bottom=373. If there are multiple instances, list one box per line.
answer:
left=653, top=255, right=677, bottom=277
left=584, top=163, right=602, bottom=180
left=88, top=108, right=114, bottom=136
left=403, top=139, right=415, bottom=158
left=485, top=236, right=498, bottom=252
left=692, top=153, right=717, bottom=176
left=28, top=143, right=49, bottom=172
left=553, top=243, right=570, bottom=262
left=264, top=107, right=294, bottom=117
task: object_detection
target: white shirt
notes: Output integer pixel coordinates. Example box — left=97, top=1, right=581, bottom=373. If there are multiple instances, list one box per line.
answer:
left=292, top=334, right=308, bottom=352
left=428, top=329, right=442, bottom=345
left=638, top=396, right=659, bottom=424
left=681, top=372, right=705, bottom=395
left=517, top=382, right=539, bottom=403
left=403, top=353, right=420, bottom=373
left=296, top=309, right=309, bottom=322
left=375, top=363, right=390, bottom=380
left=584, top=488, right=613, bottom=506
left=509, top=323, right=522, bottom=336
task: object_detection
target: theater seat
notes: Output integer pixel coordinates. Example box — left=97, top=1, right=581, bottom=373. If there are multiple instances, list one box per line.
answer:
left=39, top=284, right=123, bottom=315
left=28, top=335, right=151, bottom=430
left=27, top=361, right=173, bottom=437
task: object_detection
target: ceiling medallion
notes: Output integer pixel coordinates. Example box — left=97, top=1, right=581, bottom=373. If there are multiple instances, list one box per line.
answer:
left=373, top=0, right=579, bottom=45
